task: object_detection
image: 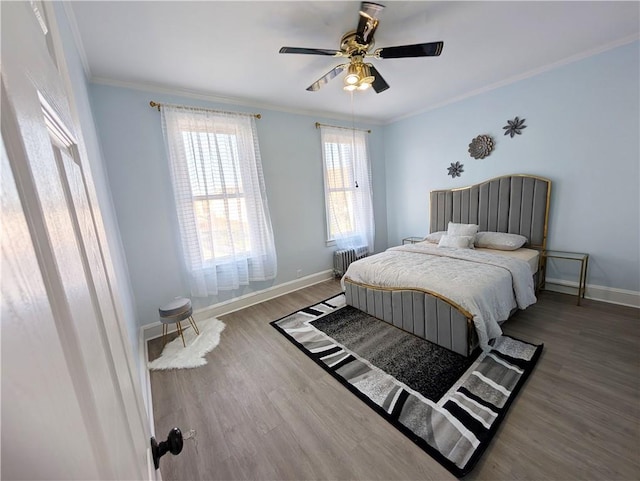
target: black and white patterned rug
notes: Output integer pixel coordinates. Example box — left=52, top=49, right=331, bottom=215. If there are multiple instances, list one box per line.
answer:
left=271, top=293, right=543, bottom=477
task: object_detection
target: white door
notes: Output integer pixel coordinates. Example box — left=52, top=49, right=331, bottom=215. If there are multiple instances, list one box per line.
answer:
left=1, top=2, right=152, bottom=479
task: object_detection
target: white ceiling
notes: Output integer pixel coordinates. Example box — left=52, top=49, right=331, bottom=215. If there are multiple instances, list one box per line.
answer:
left=68, top=1, right=639, bottom=124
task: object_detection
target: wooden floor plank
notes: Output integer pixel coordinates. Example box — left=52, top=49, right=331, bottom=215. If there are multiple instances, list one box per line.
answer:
left=149, top=280, right=640, bottom=480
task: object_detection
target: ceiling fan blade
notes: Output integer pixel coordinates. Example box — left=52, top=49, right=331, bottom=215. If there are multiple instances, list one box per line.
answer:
left=356, top=2, right=385, bottom=44
left=377, top=41, right=444, bottom=59
left=367, top=64, right=390, bottom=93
left=306, top=64, right=348, bottom=92
left=279, top=47, right=341, bottom=56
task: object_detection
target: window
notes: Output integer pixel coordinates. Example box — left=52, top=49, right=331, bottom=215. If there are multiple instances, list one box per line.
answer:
left=161, top=106, right=277, bottom=297
left=320, top=126, right=375, bottom=252
left=183, top=130, right=250, bottom=261
left=323, top=141, right=357, bottom=240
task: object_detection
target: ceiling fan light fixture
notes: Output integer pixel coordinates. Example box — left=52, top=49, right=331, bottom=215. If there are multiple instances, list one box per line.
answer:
left=343, top=61, right=375, bottom=91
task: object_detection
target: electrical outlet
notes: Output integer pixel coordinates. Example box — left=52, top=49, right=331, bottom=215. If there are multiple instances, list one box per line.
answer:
left=296, top=269, right=302, bottom=278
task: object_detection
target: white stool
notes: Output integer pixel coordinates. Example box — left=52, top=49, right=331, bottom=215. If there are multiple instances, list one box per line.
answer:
left=159, top=297, right=200, bottom=348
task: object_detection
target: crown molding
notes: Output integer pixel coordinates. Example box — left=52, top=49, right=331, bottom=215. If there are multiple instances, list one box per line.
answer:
left=387, top=34, right=640, bottom=125
left=89, top=76, right=384, bottom=127
left=84, top=31, right=637, bottom=127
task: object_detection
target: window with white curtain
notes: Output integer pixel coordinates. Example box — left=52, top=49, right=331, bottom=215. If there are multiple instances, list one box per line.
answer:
left=320, top=125, right=375, bottom=252
left=161, top=105, right=277, bottom=297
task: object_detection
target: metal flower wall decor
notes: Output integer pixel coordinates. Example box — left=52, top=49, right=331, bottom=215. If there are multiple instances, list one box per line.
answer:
left=468, top=135, right=494, bottom=159
left=503, top=117, right=527, bottom=137
left=447, top=161, right=464, bottom=178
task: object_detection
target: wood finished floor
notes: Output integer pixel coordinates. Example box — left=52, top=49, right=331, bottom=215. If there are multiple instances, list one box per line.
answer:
left=148, top=280, right=640, bottom=480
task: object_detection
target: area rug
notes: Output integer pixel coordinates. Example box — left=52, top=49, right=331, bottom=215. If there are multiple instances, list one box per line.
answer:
left=271, top=294, right=543, bottom=477
left=148, top=318, right=225, bottom=370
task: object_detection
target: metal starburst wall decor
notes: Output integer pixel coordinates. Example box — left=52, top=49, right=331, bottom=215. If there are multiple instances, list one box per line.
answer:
left=468, top=135, right=494, bottom=159
left=447, top=161, right=464, bottom=178
left=503, top=117, right=527, bottom=138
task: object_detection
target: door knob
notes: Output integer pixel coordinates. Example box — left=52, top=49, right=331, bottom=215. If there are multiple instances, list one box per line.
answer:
left=151, top=427, right=183, bottom=470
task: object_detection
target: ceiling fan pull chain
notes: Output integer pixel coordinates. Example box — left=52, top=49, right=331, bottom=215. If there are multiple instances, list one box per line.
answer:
left=350, top=90, right=360, bottom=189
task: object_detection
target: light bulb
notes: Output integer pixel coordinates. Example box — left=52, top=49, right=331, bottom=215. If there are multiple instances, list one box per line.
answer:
left=356, top=82, right=370, bottom=90
left=344, top=73, right=360, bottom=85
left=343, top=84, right=357, bottom=91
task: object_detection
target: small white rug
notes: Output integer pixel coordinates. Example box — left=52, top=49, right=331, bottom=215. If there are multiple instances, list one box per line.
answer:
left=148, top=317, right=226, bottom=370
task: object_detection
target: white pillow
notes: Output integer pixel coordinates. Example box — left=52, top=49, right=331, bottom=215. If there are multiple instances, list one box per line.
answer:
left=438, top=234, right=475, bottom=249
left=447, top=222, right=479, bottom=237
left=475, top=231, right=528, bottom=250
left=423, top=231, right=446, bottom=243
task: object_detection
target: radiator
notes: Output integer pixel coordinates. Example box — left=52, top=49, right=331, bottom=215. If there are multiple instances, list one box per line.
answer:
left=333, top=246, right=369, bottom=277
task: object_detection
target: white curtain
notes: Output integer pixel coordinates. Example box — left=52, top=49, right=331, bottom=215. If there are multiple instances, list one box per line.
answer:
left=161, top=105, right=277, bottom=297
left=320, top=126, right=375, bottom=253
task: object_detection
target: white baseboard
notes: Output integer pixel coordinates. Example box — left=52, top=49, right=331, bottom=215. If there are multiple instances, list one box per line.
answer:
left=544, top=277, right=640, bottom=308
left=140, top=269, right=335, bottom=342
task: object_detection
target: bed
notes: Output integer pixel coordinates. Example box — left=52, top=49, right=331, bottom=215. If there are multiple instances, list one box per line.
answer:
left=343, top=174, right=551, bottom=356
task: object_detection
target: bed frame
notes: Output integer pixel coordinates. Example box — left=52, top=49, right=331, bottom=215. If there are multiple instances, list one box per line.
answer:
left=344, top=174, right=551, bottom=356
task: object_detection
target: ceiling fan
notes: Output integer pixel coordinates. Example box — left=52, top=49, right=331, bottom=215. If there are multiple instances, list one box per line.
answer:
left=279, top=2, right=444, bottom=93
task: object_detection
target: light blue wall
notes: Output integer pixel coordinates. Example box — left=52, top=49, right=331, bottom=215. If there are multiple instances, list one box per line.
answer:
left=83, top=39, right=638, bottom=329
left=89, top=85, right=387, bottom=325
left=52, top=5, right=141, bottom=364
left=383, top=41, right=640, bottom=292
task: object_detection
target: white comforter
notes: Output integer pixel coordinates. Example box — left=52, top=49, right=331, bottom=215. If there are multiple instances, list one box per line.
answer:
left=343, top=243, right=537, bottom=351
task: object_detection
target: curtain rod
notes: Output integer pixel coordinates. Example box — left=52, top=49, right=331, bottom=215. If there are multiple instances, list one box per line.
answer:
left=149, top=101, right=261, bottom=119
left=315, top=122, right=371, bottom=134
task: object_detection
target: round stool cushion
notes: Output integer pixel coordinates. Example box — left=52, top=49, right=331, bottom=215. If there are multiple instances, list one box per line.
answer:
left=159, top=297, right=192, bottom=323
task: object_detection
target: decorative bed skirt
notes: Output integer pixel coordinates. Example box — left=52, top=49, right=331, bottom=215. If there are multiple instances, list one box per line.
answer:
left=344, top=280, right=478, bottom=357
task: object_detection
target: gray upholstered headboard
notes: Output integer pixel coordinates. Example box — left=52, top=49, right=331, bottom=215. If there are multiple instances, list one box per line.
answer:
left=429, top=174, right=551, bottom=249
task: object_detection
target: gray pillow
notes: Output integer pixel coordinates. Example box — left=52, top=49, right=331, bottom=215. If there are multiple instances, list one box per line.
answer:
left=475, top=231, right=528, bottom=250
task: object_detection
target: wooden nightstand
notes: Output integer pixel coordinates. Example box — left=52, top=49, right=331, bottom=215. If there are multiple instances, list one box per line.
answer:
left=402, top=236, right=424, bottom=245
left=540, top=250, right=589, bottom=305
